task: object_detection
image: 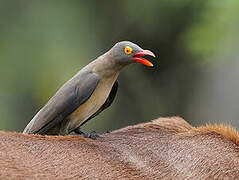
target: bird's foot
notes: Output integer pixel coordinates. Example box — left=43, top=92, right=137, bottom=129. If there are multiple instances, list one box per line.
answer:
left=83, top=131, right=100, bottom=140
left=74, top=129, right=99, bottom=140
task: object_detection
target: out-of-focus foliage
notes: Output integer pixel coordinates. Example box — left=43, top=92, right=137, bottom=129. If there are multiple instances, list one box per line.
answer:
left=0, top=0, right=239, bottom=132
left=184, top=0, right=239, bottom=63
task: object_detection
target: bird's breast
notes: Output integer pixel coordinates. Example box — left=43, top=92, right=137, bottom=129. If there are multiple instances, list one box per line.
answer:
left=67, top=74, right=118, bottom=132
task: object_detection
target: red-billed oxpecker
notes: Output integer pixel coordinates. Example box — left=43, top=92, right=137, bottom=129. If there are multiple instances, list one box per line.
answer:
left=23, top=41, right=156, bottom=137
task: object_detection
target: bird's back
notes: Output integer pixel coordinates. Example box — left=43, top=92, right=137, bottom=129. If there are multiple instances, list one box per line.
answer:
left=23, top=67, right=100, bottom=135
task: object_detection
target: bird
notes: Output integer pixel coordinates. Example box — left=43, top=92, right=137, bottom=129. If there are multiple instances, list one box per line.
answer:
left=23, top=41, right=155, bottom=137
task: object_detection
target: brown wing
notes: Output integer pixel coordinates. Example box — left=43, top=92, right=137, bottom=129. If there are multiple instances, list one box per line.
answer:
left=23, top=71, right=100, bottom=134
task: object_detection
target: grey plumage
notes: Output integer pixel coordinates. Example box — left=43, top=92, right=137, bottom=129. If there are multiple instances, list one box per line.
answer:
left=23, top=41, right=155, bottom=135
left=23, top=71, right=100, bottom=135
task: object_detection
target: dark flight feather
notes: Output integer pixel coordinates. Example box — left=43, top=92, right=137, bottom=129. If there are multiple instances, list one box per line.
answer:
left=23, top=71, right=100, bottom=134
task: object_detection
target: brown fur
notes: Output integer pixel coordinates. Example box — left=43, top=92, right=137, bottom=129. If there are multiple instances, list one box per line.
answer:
left=196, top=123, right=239, bottom=146
left=1, top=117, right=239, bottom=179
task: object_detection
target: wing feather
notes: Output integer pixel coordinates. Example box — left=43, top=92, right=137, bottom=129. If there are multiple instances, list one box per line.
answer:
left=23, top=71, right=100, bottom=134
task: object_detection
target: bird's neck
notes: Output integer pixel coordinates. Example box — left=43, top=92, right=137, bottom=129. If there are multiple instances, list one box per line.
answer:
left=92, top=51, right=124, bottom=78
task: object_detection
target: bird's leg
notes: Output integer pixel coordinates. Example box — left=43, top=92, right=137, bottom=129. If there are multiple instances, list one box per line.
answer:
left=74, top=128, right=100, bottom=140
left=74, top=128, right=85, bottom=135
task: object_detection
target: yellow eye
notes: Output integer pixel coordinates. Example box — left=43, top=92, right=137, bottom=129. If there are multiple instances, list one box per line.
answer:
left=124, top=46, right=133, bottom=55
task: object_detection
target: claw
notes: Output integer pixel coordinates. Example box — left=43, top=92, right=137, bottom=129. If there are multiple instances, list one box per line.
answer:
left=84, top=131, right=99, bottom=140
left=74, top=129, right=99, bottom=139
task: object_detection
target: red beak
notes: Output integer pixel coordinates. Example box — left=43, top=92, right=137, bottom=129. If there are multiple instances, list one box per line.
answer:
left=132, top=50, right=156, bottom=67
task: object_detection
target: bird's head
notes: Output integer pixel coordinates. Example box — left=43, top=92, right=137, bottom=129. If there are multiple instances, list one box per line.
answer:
left=111, top=41, right=156, bottom=67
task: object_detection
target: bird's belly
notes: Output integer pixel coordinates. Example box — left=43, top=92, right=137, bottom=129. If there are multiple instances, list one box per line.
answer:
left=67, top=77, right=116, bottom=132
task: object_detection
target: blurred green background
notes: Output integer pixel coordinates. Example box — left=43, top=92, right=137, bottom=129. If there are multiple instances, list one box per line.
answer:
left=1, top=0, right=239, bottom=133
